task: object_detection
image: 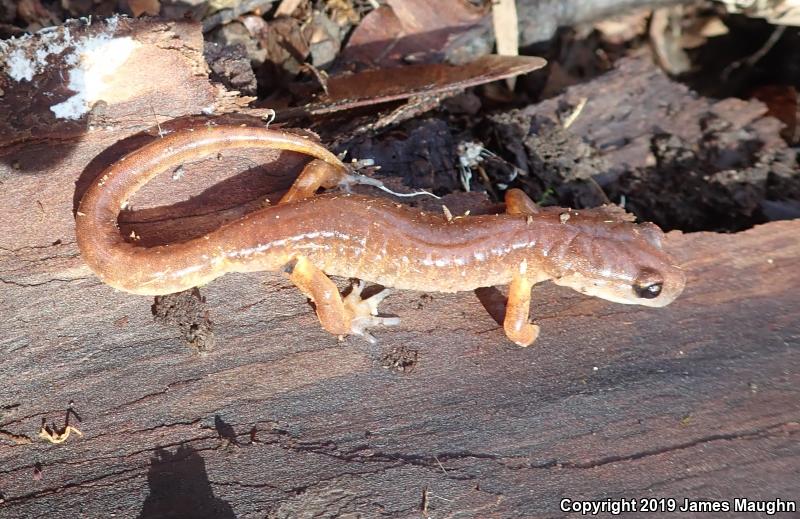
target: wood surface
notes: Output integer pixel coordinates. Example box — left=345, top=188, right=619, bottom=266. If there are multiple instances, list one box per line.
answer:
left=1, top=17, right=798, bottom=519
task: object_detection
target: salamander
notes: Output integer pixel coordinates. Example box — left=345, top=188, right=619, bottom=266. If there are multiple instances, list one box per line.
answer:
left=76, top=125, right=686, bottom=346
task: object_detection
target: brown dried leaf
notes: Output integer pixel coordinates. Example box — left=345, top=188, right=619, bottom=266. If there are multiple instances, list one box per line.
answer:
left=719, top=0, right=800, bottom=26
left=594, top=9, right=650, bottom=44
left=128, top=0, right=160, bottom=17
left=752, top=85, right=798, bottom=144
left=326, top=0, right=360, bottom=27
left=649, top=7, right=690, bottom=75
left=295, top=54, right=546, bottom=115
left=275, top=0, right=306, bottom=18
left=260, top=16, right=311, bottom=75
left=340, top=0, right=487, bottom=67
left=16, top=0, right=59, bottom=26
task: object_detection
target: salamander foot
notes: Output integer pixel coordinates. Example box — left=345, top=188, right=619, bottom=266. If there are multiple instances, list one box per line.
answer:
left=343, top=280, right=400, bottom=344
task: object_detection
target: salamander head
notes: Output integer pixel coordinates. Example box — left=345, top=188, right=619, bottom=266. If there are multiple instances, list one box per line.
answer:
left=550, top=222, right=686, bottom=307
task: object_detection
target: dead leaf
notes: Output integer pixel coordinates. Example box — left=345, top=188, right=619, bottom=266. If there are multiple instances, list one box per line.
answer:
left=752, top=85, right=798, bottom=144
left=340, top=0, right=487, bottom=67
left=241, top=14, right=269, bottom=37
left=594, top=9, right=650, bottom=44
left=283, top=54, right=546, bottom=117
left=679, top=12, right=729, bottom=49
left=698, top=17, right=728, bottom=38
left=260, top=16, right=311, bottom=75
left=326, top=0, right=360, bottom=27
left=208, top=0, right=240, bottom=11
left=16, top=0, right=60, bottom=26
left=719, top=0, right=800, bottom=26
left=307, top=11, right=342, bottom=67
left=649, top=7, right=691, bottom=75
left=128, top=0, right=161, bottom=17
left=275, top=0, right=306, bottom=18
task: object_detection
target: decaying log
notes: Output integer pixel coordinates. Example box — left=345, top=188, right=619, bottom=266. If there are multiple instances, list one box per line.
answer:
left=483, top=55, right=800, bottom=232
left=1, top=17, right=798, bottom=519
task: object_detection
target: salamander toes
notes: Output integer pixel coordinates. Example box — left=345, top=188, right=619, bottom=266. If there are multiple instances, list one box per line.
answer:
left=350, top=315, right=401, bottom=344
left=510, top=323, right=540, bottom=347
left=343, top=282, right=399, bottom=343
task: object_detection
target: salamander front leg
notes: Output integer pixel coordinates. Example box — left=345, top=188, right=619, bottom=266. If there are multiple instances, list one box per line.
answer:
left=279, top=159, right=347, bottom=204
left=504, top=275, right=540, bottom=347
left=285, top=256, right=399, bottom=343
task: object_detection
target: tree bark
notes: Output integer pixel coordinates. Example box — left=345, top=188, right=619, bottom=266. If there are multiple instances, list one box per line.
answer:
left=1, top=17, right=798, bottom=519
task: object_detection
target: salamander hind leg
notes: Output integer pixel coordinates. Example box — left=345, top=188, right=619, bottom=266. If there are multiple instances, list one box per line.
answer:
left=504, top=275, right=540, bottom=347
left=285, top=256, right=399, bottom=343
left=279, top=159, right=348, bottom=204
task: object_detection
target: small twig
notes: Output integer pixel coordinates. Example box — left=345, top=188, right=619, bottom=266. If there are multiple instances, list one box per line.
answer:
left=586, top=176, right=611, bottom=204
left=476, top=164, right=498, bottom=200
left=428, top=492, right=454, bottom=502
left=149, top=102, right=165, bottom=138
left=561, top=97, right=588, bottom=129
left=301, top=64, right=330, bottom=96
left=442, top=206, right=453, bottom=222
left=722, top=25, right=786, bottom=81
left=344, top=174, right=440, bottom=199
left=39, top=422, right=82, bottom=444
left=434, top=455, right=448, bottom=474
left=262, top=109, right=276, bottom=128
left=492, top=0, right=520, bottom=90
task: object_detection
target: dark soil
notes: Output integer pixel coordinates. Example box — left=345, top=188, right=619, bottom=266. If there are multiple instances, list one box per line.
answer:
left=152, top=288, right=215, bottom=352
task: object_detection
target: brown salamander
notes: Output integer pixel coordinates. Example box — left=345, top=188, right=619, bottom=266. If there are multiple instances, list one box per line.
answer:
left=76, top=125, right=686, bottom=346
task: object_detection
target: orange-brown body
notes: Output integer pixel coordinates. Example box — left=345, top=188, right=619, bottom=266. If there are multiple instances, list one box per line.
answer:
left=76, top=126, right=686, bottom=346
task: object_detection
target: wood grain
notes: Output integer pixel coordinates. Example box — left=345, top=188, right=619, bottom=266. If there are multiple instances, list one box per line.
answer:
left=1, top=18, right=798, bottom=519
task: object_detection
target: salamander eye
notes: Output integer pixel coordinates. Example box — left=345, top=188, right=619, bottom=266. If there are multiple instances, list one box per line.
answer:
left=634, top=282, right=662, bottom=299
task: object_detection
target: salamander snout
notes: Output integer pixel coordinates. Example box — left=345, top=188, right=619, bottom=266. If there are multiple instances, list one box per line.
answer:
left=551, top=246, right=686, bottom=308
left=553, top=262, right=686, bottom=307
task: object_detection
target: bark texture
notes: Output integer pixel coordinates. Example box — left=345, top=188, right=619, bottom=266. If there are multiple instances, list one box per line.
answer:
left=1, top=17, right=798, bottom=519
